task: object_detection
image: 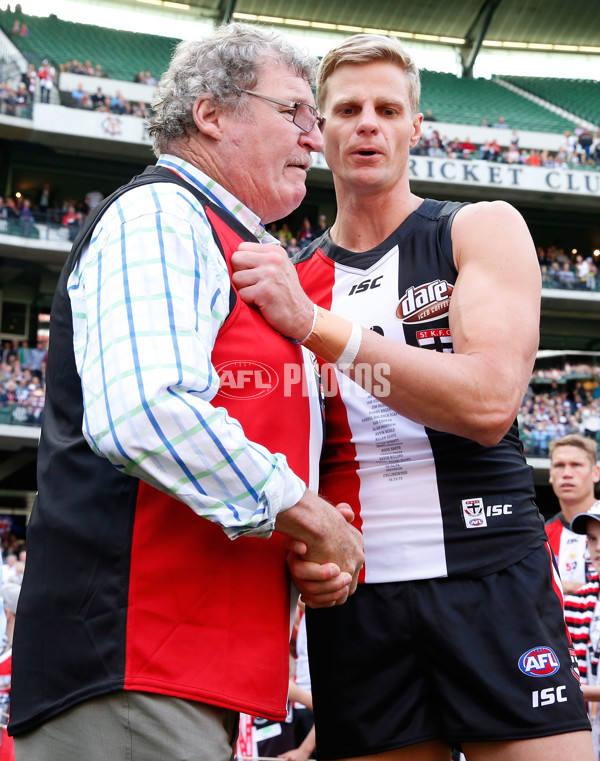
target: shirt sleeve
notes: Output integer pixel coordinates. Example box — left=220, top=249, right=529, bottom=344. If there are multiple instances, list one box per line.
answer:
left=67, top=183, right=306, bottom=539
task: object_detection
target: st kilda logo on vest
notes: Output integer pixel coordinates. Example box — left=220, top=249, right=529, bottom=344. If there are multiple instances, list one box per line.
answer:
left=216, top=360, right=278, bottom=399
left=397, top=279, right=453, bottom=323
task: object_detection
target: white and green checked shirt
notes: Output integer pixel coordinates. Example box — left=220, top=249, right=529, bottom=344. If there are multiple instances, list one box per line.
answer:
left=67, top=154, right=306, bottom=539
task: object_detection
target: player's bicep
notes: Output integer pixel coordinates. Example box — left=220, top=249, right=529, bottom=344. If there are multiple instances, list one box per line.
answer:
left=449, top=201, right=540, bottom=375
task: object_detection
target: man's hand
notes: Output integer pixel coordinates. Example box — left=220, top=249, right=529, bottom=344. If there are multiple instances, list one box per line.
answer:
left=275, top=490, right=364, bottom=608
left=231, top=242, right=314, bottom=341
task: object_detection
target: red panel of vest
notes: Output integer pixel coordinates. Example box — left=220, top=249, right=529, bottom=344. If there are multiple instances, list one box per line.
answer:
left=124, top=208, right=315, bottom=720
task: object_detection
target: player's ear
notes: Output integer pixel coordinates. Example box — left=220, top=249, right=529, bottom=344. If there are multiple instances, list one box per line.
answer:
left=410, top=112, right=423, bottom=148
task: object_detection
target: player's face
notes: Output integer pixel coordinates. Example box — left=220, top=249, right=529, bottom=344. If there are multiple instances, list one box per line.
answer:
left=586, top=519, right=600, bottom=571
left=319, top=61, right=422, bottom=197
left=217, top=62, right=324, bottom=224
left=549, top=445, right=600, bottom=505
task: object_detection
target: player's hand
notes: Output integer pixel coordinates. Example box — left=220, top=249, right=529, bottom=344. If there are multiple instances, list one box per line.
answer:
left=231, top=243, right=314, bottom=341
left=279, top=495, right=363, bottom=608
left=287, top=554, right=353, bottom=608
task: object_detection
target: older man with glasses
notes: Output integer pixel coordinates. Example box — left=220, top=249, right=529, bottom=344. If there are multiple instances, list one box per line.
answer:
left=9, top=22, right=363, bottom=761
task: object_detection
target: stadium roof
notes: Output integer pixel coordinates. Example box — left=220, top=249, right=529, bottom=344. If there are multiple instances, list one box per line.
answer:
left=106, top=0, right=599, bottom=54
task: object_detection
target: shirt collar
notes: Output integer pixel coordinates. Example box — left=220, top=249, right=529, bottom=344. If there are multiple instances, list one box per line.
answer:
left=157, top=154, right=278, bottom=244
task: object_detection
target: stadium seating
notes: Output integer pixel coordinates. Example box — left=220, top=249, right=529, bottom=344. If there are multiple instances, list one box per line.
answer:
left=420, top=69, right=574, bottom=133
left=501, top=75, right=600, bottom=127
left=0, top=9, right=178, bottom=82
left=0, top=10, right=582, bottom=135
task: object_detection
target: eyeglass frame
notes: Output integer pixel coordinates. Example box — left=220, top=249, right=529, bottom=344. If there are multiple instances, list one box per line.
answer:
left=238, top=88, right=325, bottom=133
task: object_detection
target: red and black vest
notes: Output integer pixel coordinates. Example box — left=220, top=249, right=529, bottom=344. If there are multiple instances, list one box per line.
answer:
left=10, top=166, right=319, bottom=734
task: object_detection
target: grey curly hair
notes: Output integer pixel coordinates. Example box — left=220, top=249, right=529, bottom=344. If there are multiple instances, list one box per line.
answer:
left=147, top=22, right=318, bottom=157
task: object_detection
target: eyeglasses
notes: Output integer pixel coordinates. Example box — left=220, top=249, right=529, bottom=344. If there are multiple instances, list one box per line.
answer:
left=238, top=88, right=325, bottom=133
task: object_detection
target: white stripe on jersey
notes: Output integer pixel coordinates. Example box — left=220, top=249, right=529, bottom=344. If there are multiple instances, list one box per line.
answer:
left=301, top=345, right=323, bottom=494
left=330, top=247, right=447, bottom=582
left=557, top=528, right=587, bottom=586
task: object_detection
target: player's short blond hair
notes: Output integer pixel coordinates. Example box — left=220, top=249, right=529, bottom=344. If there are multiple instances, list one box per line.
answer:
left=549, top=433, right=598, bottom=467
left=317, top=34, right=421, bottom=114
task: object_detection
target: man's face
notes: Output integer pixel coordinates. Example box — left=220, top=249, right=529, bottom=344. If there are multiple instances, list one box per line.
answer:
left=319, top=61, right=422, bottom=197
left=217, top=62, right=324, bottom=223
left=549, top=444, right=600, bottom=506
left=586, top=519, right=600, bottom=573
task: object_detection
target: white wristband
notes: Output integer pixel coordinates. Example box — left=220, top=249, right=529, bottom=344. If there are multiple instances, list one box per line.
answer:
left=336, top=322, right=362, bottom=370
left=299, top=303, right=319, bottom=344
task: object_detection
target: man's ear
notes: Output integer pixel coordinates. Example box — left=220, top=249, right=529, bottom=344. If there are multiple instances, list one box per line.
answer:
left=192, top=94, right=222, bottom=140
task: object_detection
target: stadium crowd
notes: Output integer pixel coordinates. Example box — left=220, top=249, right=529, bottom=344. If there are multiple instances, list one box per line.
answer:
left=0, top=339, right=46, bottom=428
left=519, top=365, right=600, bottom=457
left=412, top=121, right=600, bottom=169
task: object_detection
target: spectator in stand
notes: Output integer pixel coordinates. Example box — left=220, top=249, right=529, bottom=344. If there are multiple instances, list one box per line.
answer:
left=110, top=90, right=130, bottom=115
left=133, top=101, right=149, bottom=119
left=25, top=387, right=44, bottom=425
left=1, top=84, right=16, bottom=116
left=28, top=340, right=47, bottom=380
left=19, top=23, right=29, bottom=38
left=297, top=216, right=314, bottom=245
left=13, top=84, right=28, bottom=117
left=91, top=87, right=107, bottom=111
left=575, top=254, right=595, bottom=289
left=558, top=260, right=577, bottom=289
left=460, top=136, right=475, bottom=159
left=144, top=71, right=157, bottom=86
left=61, top=205, right=81, bottom=242
left=70, top=83, right=86, bottom=108
left=18, top=200, right=33, bottom=238
left=525, top=149, right=542, bottom=167
left=423, top=108, right=436, bottom=121
left=37, top=60, right=55, bottom=104
left=3, top=200, right=18, bottom=221
left=286, top=237, right=301, bottom=257
left=277, top=222, right=293, bottom=244
left=564, top=131, right=579, bottom=162
left=2, top=556, right=17, bottom=584
left=22, top=64, right=36, bottom=102
left=494, top=115, right=508, bottom=128
left=579, top=129, right=594, bottom=163
left=312, top=213, right=328, bottom=239
left=36, top=184, right=52, bottom=218
left=84, top=189, right=104, bottom=212
left=10, top=19, right=20, bottom=35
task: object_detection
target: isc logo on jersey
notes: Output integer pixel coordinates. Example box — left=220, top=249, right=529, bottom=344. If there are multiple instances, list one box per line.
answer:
left=518, top=646, right=560, bottom=677
left=396, top=280, right=453, bottom=323
left=461, top=498, right=513, bottom=528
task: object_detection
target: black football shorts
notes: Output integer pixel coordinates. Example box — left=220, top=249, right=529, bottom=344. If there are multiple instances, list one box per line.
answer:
left=306, top=543, right=590, bottom=760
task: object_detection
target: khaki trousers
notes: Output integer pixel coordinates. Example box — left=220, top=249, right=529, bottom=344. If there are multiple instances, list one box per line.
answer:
left=14, top=690, right=239, bottom=761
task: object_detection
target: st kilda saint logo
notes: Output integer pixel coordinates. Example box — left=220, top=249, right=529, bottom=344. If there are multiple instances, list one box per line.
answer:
left=396, top=279, right=453, bottom=323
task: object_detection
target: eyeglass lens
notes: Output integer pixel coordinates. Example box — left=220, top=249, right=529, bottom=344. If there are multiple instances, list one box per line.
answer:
left=294, top=103, right=318, bottom=132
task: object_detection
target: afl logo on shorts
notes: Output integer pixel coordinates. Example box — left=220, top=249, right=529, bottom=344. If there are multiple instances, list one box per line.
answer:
left=518, top=646, right=560, bottom=677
